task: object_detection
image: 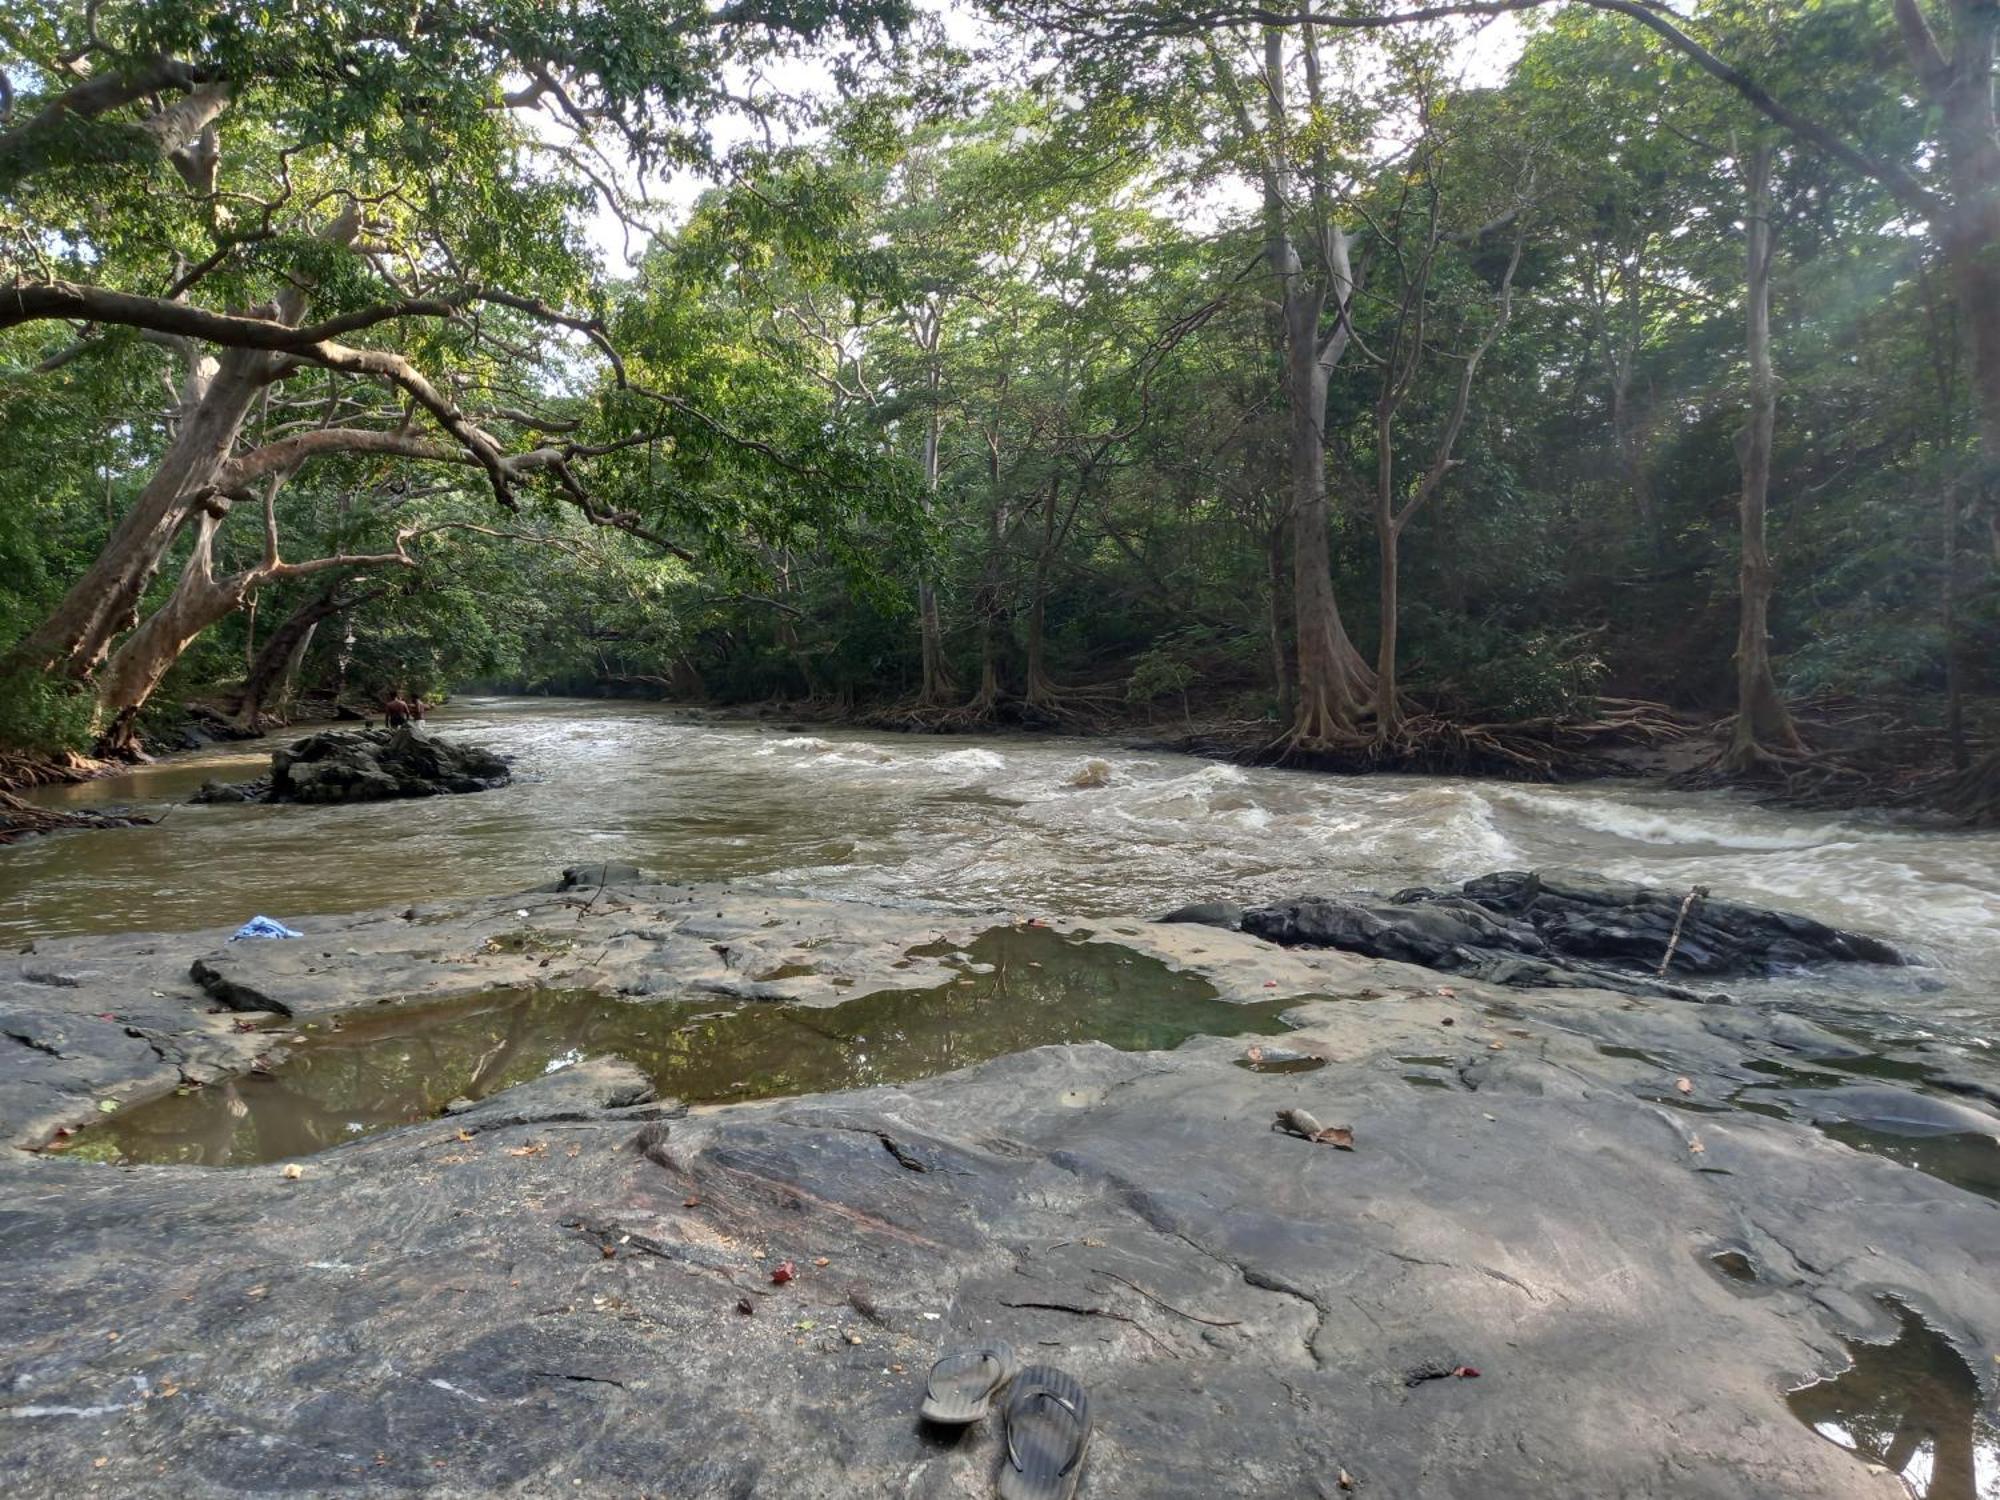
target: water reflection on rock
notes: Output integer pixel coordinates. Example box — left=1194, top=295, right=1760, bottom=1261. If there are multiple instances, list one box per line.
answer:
left=61, top=927, right=1299, bottom=1166
left=1788, top=1299, right=2000, bottom=1499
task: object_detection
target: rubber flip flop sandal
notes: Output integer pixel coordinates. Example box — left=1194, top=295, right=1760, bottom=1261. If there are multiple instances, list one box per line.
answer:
left=919, top=1343, right=1018, bottom=1425
left=998, top=1364, right=1092, bottom=1500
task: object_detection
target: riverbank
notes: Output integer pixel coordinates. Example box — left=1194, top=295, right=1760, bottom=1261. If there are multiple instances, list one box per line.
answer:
left=3, top=871, right=1996, bottom=1496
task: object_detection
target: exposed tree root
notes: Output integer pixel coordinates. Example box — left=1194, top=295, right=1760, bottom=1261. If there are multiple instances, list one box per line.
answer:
left=1903, top=751, right=2000, bottom=827
left=0, top=789, right=156, bottom=846
left=1673, top=701, right=1998, bottom=826
left=0, top=748, right=114, bottom=796
left=1177, top=697, right=1690, bottom=780
left=859, top=680, right=1126, bottom=735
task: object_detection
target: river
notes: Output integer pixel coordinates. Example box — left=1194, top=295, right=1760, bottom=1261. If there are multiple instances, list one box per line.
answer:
left=8, top=696, right=1999, bottom=1048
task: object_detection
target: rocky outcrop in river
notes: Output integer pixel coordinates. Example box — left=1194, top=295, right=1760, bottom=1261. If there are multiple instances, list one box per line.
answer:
left=0, top=874, right=1991, bottom=1498
left=191, top=726, right=510, bottom=806
left=1167, top=869, right=1902, bottom=996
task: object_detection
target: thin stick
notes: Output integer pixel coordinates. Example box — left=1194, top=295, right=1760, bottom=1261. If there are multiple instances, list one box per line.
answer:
left=1094, top=1269, right=1243, bottom=1327
left=1657, top=885, right=1709, bottom=977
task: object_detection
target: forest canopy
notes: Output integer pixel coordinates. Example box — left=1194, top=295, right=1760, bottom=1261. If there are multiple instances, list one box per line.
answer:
left=2, top=0, right=1996, bottom=811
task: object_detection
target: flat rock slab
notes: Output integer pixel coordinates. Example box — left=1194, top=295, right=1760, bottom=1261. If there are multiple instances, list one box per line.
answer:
left=0, top=879, right=1004, bottom=1150
left=3, top=1018, right=1996, bottom=1497
left=1, top=874, right=1993, bottom=1497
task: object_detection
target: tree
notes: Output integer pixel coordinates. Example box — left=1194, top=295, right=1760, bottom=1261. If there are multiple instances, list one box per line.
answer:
left=1, top=0, right=912, bottom=746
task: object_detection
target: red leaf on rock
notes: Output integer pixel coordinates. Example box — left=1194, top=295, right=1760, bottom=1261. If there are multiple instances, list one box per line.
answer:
left=770, top=1261, right=796, bottom=1285
left=1451, top=1365, right=1480, bottom=1379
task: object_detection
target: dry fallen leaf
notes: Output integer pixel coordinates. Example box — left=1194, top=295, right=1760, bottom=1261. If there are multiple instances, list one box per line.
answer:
left=281, top=1163, right=303, bottom=1180
left=1313, top=1126, right=1356, bottom=1150
left=1487, top=1040, right=1505, bottom=1051
left=94, top=1458, right=108, bottom=1469
left=505, top=1142, right=547, bottom=1158
left=770, top=1260, right=797, bottom=1285
left=1675, top=1077, right=1695, bottom=1096
left=1689, top=1136, right=1706, bottom=1155
left=683, top=1197, right=701, bottom=1208
left=454, top=1130, right=474, bottom=1142
left=1337, top=1469, right=1355, bottom=1491
left=812, top=1257, right=830, bottom=1267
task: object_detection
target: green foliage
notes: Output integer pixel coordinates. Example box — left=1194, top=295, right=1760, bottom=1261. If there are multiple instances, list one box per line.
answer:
left=0, top=672, right=96, bottom=754
left=2, top=0, right=1996, bottom=761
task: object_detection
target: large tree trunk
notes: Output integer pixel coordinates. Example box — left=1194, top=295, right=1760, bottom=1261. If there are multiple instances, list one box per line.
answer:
left=1281, top=258, right=1373, bottom=748
left=233, top=582, right=350, bottom=727
left=93, top=514, right=253, bottom=751
left=917, top=390, right=953, bottom=707
left=1724, top=144, right=1802, bottom=770
left=1918, top=0, right=2000, bottom=808
left=6, top=206, right=356, bottom=692
left=1265, top=521, right=1291, bottom=715
left=1373, top=505, right=1401, bottom=734
left=968, top=451, right=1007, bottom=715
left=9, top=348, right=265, bottom=680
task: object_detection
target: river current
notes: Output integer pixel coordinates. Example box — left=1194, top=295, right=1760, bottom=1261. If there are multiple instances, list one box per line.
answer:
left=7, top=696, right=1998, bottom=1045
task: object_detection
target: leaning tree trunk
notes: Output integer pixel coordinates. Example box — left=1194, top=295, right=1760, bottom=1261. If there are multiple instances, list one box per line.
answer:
left=233, top=582, right=350, bottom=727
left=93, top=513, right=253, bottom=752
left=1724, top=144, right=1804, bottom=771
left=8, top=348, right=265, bottom=681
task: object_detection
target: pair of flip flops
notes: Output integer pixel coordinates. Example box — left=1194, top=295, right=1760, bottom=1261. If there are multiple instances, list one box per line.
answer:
left=919, top=1344, right=1092, bottom=1500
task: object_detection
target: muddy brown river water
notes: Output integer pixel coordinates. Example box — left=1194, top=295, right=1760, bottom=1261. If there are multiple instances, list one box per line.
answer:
left=9, top=695, right=1999, bottom=1041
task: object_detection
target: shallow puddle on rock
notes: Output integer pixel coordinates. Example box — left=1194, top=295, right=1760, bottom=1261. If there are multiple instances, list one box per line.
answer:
left=1787, top=1299, right=2000, bottom=1499
left=1816, top=1123, right=2000, bottom=1204
left=1726, top=1081, right=2000, bottom=1202
left=56, top=926, right=1298, bottom=1167
left=1708, top=1249, right=1760, bottom=1287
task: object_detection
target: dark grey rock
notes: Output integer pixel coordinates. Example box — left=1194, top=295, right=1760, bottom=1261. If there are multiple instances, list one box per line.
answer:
left=1245, top=868, right=1901, bottom=995
left=191, top=727, right=510, bottom=805
left=553, top=862, right=650, bottom=891
left=1156, top=902, right=1245, bottom=930
left=189, top=777, right=269, bottom=805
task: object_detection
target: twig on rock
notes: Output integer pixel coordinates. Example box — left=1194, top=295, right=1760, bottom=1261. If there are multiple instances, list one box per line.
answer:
left=1656, top=885, right=1709, bottom=977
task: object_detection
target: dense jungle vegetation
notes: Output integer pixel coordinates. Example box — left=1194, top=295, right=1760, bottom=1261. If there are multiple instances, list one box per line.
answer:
left=3, top=0, right=1997, bottom=814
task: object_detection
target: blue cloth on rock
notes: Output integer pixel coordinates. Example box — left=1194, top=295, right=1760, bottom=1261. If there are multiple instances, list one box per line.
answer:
left=229, top=915, right=302, bottom=941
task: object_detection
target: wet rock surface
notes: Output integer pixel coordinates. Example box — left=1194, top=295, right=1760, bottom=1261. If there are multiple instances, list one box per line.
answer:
left=188, top=727, right=510, bottom=806
left=0, top=874, right=1993, bottom=1498
left=1238, top=868, right=1902, bottom=996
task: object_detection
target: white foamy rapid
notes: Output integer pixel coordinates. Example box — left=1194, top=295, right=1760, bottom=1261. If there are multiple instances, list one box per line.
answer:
left=8, top=697, right=1998, bottom=1034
